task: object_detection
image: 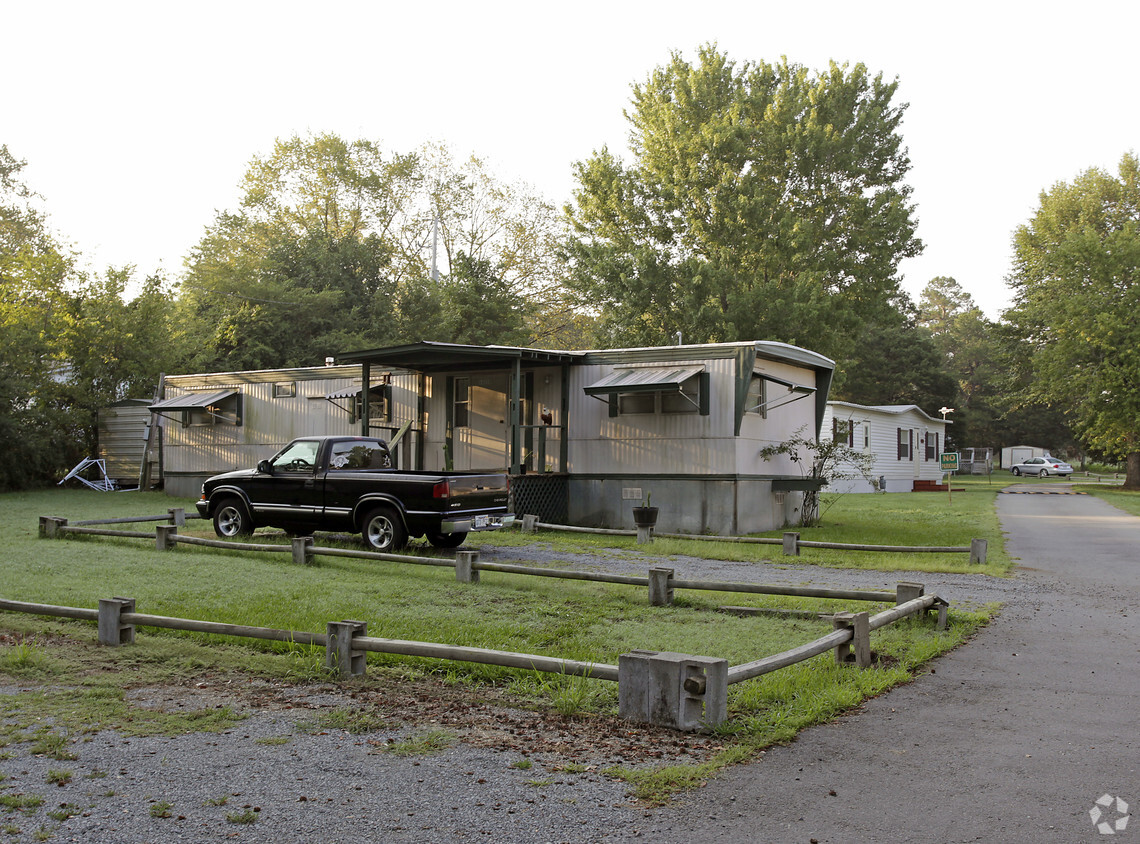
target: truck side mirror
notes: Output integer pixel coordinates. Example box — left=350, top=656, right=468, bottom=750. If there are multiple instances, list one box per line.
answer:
left=257, top=459, right=273, bottom=475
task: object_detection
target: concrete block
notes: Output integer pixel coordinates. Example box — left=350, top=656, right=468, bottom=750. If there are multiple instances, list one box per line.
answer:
left=455, top=550, right=480, bottom=583
left=618, top=650, right=727, bottom=731
left=783, top=532, right=800, bottom=556
left=648, top=567, right=674, bottom=606
left=98, top=597, right=136, bottom=646
left=326, top=620, right=367, bottom=678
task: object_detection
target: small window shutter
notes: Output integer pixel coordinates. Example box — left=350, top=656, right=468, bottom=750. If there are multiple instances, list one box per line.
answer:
left=848, top=423, right=854, bottom=447
left=909, top=430, right=914, bottom=461
left=897, top=428, right=903, bottom=460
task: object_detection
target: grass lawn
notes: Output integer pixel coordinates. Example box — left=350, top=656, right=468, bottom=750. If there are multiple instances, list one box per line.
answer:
left=1, top=486, right=995, bottom=801
left=472, top=473, right=1013, bottom=576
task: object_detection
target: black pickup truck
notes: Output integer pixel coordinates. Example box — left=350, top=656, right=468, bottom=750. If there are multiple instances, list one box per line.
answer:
left=195, top=436, right=513, bottom=552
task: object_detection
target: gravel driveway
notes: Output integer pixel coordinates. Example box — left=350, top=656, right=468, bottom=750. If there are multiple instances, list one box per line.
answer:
left=1, top=527, right=1022, bottom=843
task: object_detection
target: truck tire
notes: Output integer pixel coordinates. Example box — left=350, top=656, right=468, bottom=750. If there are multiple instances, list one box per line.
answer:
left=426, top=529, right=468, bottom=549
left=213, top=497, right=253, bottom=538
left=361, top=506, right=407, bottom=553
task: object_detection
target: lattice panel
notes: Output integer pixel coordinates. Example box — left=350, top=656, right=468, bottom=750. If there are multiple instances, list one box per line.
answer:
left=510, top=474, right=568, bottom=524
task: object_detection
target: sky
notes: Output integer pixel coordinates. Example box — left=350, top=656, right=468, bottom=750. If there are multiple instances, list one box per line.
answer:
left=4, top=1, right=1137, bottom=320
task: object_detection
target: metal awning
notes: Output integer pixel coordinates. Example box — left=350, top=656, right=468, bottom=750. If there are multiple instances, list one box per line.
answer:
left=583, top=366, right=705, bottom=398
left=148, top=389, right=237, bottom=412
left=338, top=341, right=582, bottom=372
left=749, top=373, right=816, bottom=414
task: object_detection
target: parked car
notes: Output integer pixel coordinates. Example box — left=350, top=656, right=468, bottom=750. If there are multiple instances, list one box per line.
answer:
left=1009, top=456, right=1072, bottom=477
left=196, top=436, right=514, bottom=551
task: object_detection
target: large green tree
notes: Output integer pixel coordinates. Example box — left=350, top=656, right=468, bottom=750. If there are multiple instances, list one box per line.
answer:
left=180, top=135, right=582, bottom=368
left=1005, top=153, right=1140, bottom=487
left=0, top=145, right=80, bottom=487
left=833, top=295, right=956, bottom=420
left=563, top=45, right=921, bottom=360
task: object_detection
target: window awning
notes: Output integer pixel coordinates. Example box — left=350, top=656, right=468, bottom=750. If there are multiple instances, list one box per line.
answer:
left=148, top=389, right=237, bottom=412
left=583, top=366, right=704, bottom=398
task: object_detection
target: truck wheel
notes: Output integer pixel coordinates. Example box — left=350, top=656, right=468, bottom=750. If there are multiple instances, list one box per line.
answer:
left=213, top=497, right=253, bottom=538
left=361, top=506, right=407, bottom=553
left=427, top=530, right=468, bottom=549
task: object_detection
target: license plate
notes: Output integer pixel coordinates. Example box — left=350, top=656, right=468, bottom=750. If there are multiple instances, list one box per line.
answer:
left=474, top=515, right=489, bottom=528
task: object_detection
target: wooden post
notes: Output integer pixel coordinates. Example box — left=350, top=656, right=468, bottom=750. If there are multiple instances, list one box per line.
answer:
left=98, top=597, right=136, bottom=646
left=969, top=538, right=988, bottom=565
left=39, top=517, right=67, bottom=539
left=455, top=550, right=480, bottom=584
left=291, top=536, right=314, bottom=566
left=522, top=514, right=538, bottom=534
left=167, top=507, right=186, bottom=527
left=325, top=620, right=367, bottom=678
left=782, top=532, right=800, bottom=556
left=155, top=524, right=178, bottom=551
left=648, top=567, right=674, bottom=606
left=936, top=601, right=949, bottom=630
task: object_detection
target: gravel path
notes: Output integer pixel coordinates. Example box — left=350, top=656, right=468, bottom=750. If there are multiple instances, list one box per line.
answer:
left=0, top=530, right=1019, bottom=843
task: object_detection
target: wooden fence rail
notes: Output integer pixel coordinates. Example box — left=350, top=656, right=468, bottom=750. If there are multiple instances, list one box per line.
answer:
left=29, top=512, right=951, bottom=731
left=522, top=517, right=989, bottom=564
left=1, top=586, right=943, bottom=732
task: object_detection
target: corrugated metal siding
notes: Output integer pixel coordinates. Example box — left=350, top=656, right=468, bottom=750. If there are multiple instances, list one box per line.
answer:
left=97, top=403, right=151, bottom=481
left=160, top=366, right=420, bottom=476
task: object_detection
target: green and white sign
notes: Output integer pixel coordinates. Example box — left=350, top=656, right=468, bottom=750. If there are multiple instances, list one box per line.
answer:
left=940, top=452, right=960, bottom=472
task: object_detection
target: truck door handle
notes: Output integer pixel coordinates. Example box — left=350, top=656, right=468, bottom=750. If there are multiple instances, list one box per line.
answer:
left=304, top=480, right=314, bottom=489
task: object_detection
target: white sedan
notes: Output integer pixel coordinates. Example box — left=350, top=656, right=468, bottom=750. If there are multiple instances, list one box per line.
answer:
left=1010, top=456, right=1072, bottom=477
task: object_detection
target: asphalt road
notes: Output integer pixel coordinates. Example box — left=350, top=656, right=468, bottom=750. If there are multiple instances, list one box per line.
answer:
left=616, top=487, right=1140, bottom=843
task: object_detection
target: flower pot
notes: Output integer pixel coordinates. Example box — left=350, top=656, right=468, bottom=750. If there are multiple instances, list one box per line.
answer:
left=631, top=506, right=659, bottom=528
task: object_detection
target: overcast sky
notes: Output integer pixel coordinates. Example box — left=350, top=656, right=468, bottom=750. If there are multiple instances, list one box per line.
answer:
left=5, top=1, right=1137, bottom=320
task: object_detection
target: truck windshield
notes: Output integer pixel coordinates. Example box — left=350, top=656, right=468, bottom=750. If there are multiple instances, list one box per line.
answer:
left=272, top=441, right=320, bottom=473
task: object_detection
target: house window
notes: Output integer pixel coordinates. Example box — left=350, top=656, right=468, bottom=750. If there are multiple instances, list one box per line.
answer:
left=273, top=382, right=296, bottom=398
left=352, top=389, right=389, bottom=424
left=897, top=428, right=912, bottom=460
left=833, top=418, right=854, bottom=446
left=863, top=422, right=870, bottom=450
left=746, top=376, right=767, bottom=418
left=926, top=431, right=939, bottom=461
left=184, top=394, right=242, bottom=427
left=454, top=377, right=470, bottom=428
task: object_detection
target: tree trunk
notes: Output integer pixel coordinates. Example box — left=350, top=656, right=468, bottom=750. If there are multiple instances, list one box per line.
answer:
left=1125, top=451, right=1140, bottom=490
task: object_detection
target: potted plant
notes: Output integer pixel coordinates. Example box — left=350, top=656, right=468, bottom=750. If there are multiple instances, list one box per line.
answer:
left=631, top=493, right=659, bottom=529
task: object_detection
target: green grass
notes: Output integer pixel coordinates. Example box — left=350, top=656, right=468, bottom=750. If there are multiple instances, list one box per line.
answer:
left=1079, top=485, right=1140, bottom=516
left=0, top=486, right=997, bottom=797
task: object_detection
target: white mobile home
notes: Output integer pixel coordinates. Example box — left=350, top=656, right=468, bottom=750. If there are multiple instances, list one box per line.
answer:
left=156, top=340, right=836, bottom=534
left=821, top=402, right=950, bottom=493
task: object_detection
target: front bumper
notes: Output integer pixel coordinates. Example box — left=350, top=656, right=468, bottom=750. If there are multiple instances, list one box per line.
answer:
left=195, top=499, right=209, bottom=519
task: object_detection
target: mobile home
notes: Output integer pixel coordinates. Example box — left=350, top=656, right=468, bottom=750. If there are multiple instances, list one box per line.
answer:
left=821, top=402, right=950, bottom=493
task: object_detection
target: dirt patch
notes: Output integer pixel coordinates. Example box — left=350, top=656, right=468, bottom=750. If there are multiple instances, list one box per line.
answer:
left=126, top=673, right=727, bottom=770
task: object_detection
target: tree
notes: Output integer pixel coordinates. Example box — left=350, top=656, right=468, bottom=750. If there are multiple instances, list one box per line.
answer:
left=435, top=252, right=529, bottom=346
left=1004, top=153, right=1140, bottom=488
left=563, top=45, right=922, bottom=361
left=0, top=145, right=83, bottom=488
left=833, top=296, right=957, bottom=419
left=180, top=135, right=582, bottom=366
left=759, top=427, right=876, bottom=526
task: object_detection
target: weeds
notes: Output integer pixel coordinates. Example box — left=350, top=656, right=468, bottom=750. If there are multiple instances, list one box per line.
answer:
left=225, top=809, right=259, bottom=824
left=44, top=770, right=72, bottom=786
left=375, top=730, right=455, bottom=757
left=149, top=801, right=173, bottom=818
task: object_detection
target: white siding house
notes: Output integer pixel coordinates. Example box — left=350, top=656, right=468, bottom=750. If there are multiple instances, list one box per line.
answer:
left=821, top=402, right=950, bottom=493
